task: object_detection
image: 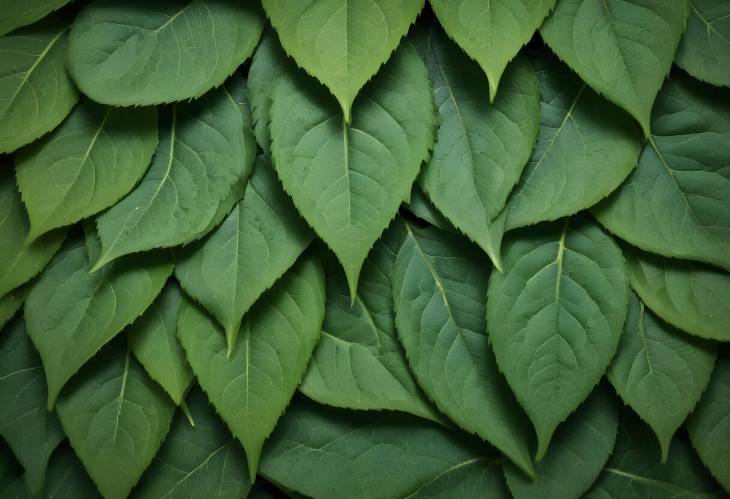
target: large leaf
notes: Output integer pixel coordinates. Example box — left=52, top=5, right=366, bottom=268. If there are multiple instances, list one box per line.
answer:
left=260, top=396, right=504, bottom=499
left=607, top=293, right=716, bottom=461
left=56, top=338, right=175, bottom=499
left=406, top=458, right=508, bottom=499
left=0, top=1, right=71, bottom=37
left=127, top=279, right=193, bottom=405
left=270, top=43, right=435, bottom=297
left=66, top=0, right=263, bottom=106
left=487, top=217, right=629, bottom=459
left=675, top=0, right=730, bottom=88
left=175, top=156, right=314, bottom=354
left=15, top=100, right=158, bottom=241
left=0, top=317, right=64, bottom=494
left=25, top=236, right=172, bottom=408
left=94, top=83, right=256, bottom=268
left=540, top=0, right=689, bottom=136
left=430, top=0, right=555, bottom=100
left=393, top=222, right=534, bottom=477
left=586, top=412, right=721, bottom=498
left=504, top=54, right=642, bottom=230
left=0, top=167, right=65, bottom=298
left=262, top=0, right=424, bottom=122
left=178, top=253, right=325, bottom=481
left=0, top=284, right=29, bottom=330
left=0, top=17, right=78, bottom=153
left=504, top=384, right=619, bottom=499
left=594, top=73, right=730, bottom=272
left=300, top=221, right=441, bottom=423
left=415, top=24, right=540, bottom=268
left=688, top=355, right=730, bottom=493
left=134, top=388, right=251, bottom=499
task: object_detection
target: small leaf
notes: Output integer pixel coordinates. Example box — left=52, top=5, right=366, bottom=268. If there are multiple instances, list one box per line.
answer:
left=0, top=317, right=64, bottom=494
left=0, top=16, right=79, bottom=153
left=25, top=236, right=172, bottom=408
left=175, top=155, right=313, bottom=354
left=270, top=42, right=435, bottom=296
left=262, top=0, right=424, bottom=122
left=134, top=387, right=251, bottom=499
left=56, top=338, right=175, bottom=499
left=127, top=279, right=193, bottom=405
left=94, top=82, right=256, bottom=267
left=178, top=252, right=325, bottom=481
left=66, top=0, right=263, bottom=106
left=675, top=0, right=730, bottom=88
left=15, top=99, right=158, bottom=241
left=406, top=187, right=453, bottom=232
left=0, top=1, right=71, bottom=37
left=487, top=217, right=629, bottom=460
left=393, top=221, right=535, bottom=477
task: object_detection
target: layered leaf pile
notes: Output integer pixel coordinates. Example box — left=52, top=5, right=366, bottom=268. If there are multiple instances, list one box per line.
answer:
left=1, top=1, right=729, bottom=498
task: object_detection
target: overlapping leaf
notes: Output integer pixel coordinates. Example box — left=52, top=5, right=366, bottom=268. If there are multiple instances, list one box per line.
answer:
left=0, top=284, right=29, bottom=330
left=0, top=0, right=71, bottom=37
left=675, top=0, right=730, bottom=88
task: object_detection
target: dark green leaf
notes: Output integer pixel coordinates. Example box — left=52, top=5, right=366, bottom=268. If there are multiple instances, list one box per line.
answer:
left=675, top=0, right=730, bottom=88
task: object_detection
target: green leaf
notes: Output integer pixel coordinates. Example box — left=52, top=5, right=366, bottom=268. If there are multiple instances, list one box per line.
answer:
left=56, top=338, right=175, bottom=499
left=504, top=384, right=619, bottom=499
left=262, top=0, right=424, bottom=122
left=0, top=439, right=22, bottom=492
left=593, top=73, right=730, bottom=272
left=487, top=217, right=629, bottom=460
left=25, top=235, right=172, bottom=408
left=0, top=317, right=64, bottom=494
left=270, top=42, right=435, bottom=297
left=260, top=396, right=502, bottom=499
left=178, top=252, right=325, bottom=481
left=300, top=221, right=442, bottom=423
left=66, top=0, right=263, bottom=106
left=540, top=0, right=689, bottom=136
left=0, top=167, right=65, bottom=304
left=586, top=411, right=721, bottom=498
left=393, top=221, right=534, bottom=477
left=414, top=24, right=540, bottom=268
left=43, top=445, right=100, bottom=499
left=430, top=0, right=555, bottom=101
left=15, top=99, right=158, bottom=241
left=127, top=279, right=193, bottom=405
left=608, top=294, right=716, bottom=462
left=688, top=355, right=730, bottom=493
left=406, top=187, right=453, bottom=232
left=0, top=1, right=71, bottom=37
left=0, top=284, right=29, bottom=330
left=504, top=54, right=642, bottom=230
left=134, top=387, right=251, bottom=499
left=94, top=83, right=256, bottom=268
left=675, top=0, right=730, bottom=88
left=175, top=155, right=314, bottom=354
left=406, top=458, right=509, bottom=499
left=0, top=16, right=79, bottom=153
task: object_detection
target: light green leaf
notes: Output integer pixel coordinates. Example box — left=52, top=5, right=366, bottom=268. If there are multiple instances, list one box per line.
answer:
left=25, top=236, right=172, bottom=408
left=178, top=253, right=325, bottom=481
left=586, top=411, right=721, bottom=498
left=0, top=284, right=29, bottom=330
left=260, top=396, right=502, bottom=499
left=127, top=279, right=193, bottom=405
left=0, top=167, right=65, bottom=299
left=15, top=99, right=158, bottom=241
left=0, top=317, right=64, bottom=494
left=262, top=0, right=424, bottom=122
left=175, top=156, right=314, bottom=354
left=393, top=222, right=534, bottom=477
left=134, top=387, right=251, bottom=499
left=608, top=293, right=716, bottom=462
left=675, top=0, right=730, bottom=88
left=0, top=1, right=71, bottom=37
left=504, top=384, right=619, bottom=499
left=540, top=0, right=689, bottom=136
left=270, top=43, right=435, bottom=297
left=300, top=221, right=442, bottom=423
left=94, top=83, right=256, bottom=268
left=56, top=338, right=175, bottom=499
left=430, top=0, right=555, bottom=101
left=688, top=355, right=730, bottom=493
left=66, top=0, right=263, bottom=106
left=487, top=217, right=629, bottom=460
left=415, top=24, right=540, bottom=268
left=43, top=445, right=100, bottom=499
left=504, top=54, right=642, bottom=230
left=0, top=16, right=79, bottom=153
left=593, top=73, right=730, bottom=272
